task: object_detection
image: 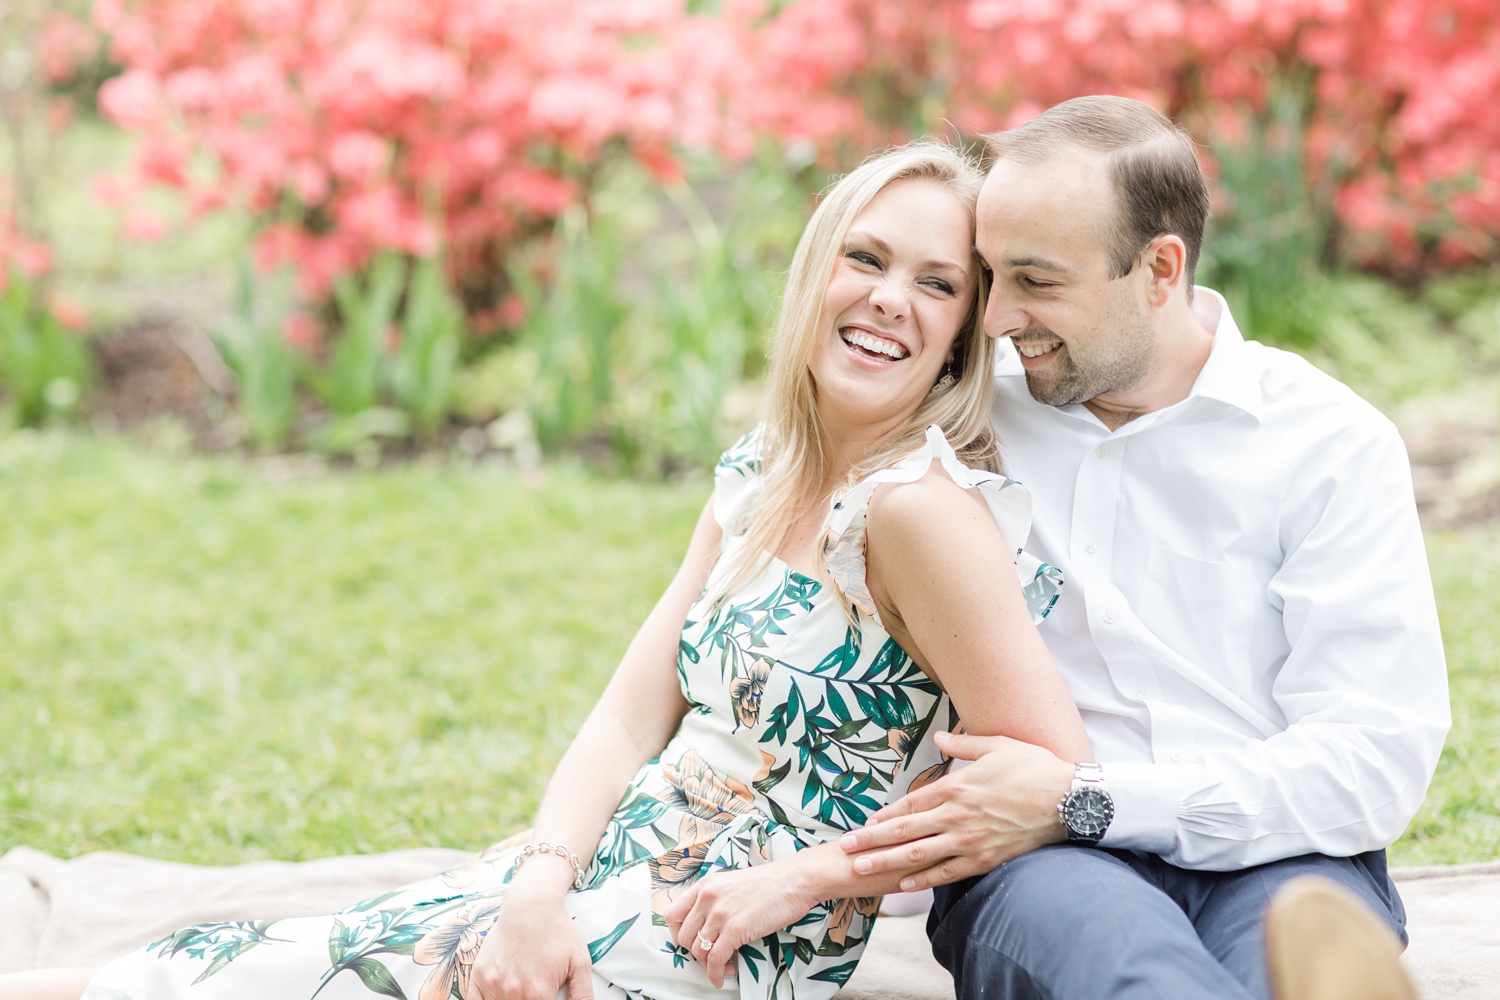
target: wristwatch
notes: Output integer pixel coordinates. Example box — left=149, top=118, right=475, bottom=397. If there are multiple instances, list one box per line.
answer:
left=1057, top=762, right=1114, bottom=844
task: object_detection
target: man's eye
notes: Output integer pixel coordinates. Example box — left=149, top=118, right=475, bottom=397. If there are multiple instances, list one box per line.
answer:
left=1020, top=275, right=1054, bottom=290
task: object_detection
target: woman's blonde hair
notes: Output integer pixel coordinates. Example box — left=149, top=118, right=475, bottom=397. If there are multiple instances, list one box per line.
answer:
left=710, top=140, right=997, bottom=608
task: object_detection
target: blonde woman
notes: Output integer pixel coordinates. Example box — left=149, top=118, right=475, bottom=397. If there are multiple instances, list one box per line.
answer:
left=15, top=143, right=1091, bottom=1000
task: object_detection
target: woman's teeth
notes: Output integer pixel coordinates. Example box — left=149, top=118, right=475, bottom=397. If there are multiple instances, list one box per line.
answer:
left=841, top=328, right=907, bottom=360
left=1016, top=341, right=1061, bottom=358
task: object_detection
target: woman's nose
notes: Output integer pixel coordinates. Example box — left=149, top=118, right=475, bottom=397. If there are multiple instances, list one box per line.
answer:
left=869, top=279, right=908, bottom=321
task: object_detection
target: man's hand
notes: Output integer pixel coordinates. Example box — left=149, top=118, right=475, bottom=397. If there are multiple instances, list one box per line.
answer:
left=839, top=733, right=1076, bottom=891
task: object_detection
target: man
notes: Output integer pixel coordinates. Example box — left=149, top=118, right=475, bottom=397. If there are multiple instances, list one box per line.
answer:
left=839, top=96, right=1450, bottom=1000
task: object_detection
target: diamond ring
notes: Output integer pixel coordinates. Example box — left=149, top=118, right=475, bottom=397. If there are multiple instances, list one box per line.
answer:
left=697, top=934, right=715, bottom=952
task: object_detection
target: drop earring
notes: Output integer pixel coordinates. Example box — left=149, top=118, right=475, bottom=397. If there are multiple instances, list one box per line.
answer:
left=929, top=364, right=956, bottom=395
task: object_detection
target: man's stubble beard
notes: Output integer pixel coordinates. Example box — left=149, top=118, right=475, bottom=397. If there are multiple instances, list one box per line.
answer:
left=1021, top=297, right=1156, bottom=408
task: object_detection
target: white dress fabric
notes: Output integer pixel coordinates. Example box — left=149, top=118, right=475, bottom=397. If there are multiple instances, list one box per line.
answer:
left=84, top=424, right=1060, bottom=1000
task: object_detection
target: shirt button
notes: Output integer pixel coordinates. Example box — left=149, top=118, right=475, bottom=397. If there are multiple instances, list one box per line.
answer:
left=1085, top=541, right=1098, bottom=554
left=1103, top=611, right=1117, bottom=624
left=1096, top=444, right=1109, bottom=457
left=1171, top=751, right=1182, bottom=763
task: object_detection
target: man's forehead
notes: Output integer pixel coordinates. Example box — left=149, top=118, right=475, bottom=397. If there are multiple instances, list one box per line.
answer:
left=977, top=148, right=1116, bottom=258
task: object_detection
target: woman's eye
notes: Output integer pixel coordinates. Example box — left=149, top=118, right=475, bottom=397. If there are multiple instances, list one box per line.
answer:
left=923, top=279, right=956, bottom=296
left=847, top=251, right=881, bottom=268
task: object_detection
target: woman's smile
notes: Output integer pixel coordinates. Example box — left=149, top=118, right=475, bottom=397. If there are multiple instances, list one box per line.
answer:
left=839, top=324, right=910, bottom=364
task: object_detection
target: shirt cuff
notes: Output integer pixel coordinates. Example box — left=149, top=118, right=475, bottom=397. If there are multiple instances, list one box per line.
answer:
left=1096, top=761, right=1179, bottom=853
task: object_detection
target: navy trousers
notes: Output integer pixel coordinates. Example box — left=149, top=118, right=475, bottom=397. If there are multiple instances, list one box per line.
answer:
left=927, top=846, right=1406, bottom=1000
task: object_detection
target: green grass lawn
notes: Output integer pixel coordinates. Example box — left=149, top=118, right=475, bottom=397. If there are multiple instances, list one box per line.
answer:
left=0, top=433, right=1495, bottom=867
left=0, top=433, right=705, bottom=864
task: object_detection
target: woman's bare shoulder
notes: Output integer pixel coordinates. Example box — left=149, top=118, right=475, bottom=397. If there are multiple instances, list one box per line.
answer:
left=866, top=461, right=992, bottom=538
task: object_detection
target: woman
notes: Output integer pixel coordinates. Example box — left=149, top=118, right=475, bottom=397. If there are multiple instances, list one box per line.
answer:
left=15, top=141, right=1091, bottom=1000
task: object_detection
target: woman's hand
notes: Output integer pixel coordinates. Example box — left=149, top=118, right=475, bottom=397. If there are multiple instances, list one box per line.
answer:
left=665, top=865, right=820, bottom=988
left=469, top=885, right=594, bottom=1000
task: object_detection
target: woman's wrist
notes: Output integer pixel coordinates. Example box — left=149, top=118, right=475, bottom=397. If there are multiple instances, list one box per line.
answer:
left=784, top=843, right=856, bottom=905
left=505, top=851, right=578, bottom=898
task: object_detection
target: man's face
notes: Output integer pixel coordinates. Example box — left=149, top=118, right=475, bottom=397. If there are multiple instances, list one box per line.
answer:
left=976, top=148, right=1154, bottom=408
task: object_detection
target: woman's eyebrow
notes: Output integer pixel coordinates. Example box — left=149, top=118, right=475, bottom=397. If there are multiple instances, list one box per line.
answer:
left=843, top=232, right=891, bottom=255
left=846, top=231, right=968, bottom=275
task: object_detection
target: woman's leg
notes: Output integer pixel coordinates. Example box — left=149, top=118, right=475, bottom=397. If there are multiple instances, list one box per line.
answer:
left=0, top=968, right=96, bottom=1000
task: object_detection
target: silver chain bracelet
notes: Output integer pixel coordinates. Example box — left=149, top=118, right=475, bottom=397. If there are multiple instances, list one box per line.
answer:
left=510, top=841, right=586, bottom=891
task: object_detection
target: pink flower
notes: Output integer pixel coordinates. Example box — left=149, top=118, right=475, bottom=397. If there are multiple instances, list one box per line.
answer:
left=123, top=211, right=169, bottom=243
left=98, top=71, right=164, bottom=129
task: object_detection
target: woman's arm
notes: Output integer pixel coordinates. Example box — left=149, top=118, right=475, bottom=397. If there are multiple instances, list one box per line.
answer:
left=668, top=465, right=1092, bottom=986
left=471, top=497, right=723, bottom=1000
left=864, top=464, right=1093, bottom=762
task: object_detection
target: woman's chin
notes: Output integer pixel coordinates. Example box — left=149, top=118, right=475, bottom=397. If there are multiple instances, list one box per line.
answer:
left=816, top=381, right=926, bottom=433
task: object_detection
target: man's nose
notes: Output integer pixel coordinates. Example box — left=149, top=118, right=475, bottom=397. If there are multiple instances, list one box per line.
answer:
left=983, top=284, right=1026, bottom=339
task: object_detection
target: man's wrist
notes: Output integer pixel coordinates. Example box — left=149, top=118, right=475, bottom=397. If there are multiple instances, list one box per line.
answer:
left=1057, top=762, right=1114, bottom=844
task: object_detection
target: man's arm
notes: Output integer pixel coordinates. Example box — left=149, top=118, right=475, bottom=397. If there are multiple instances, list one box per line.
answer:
left=844, top=419, right=1450, bottom=880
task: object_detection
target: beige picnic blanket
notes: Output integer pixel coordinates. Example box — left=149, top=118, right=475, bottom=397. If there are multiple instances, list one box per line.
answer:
left=2, top=847, right=1496, bottom=998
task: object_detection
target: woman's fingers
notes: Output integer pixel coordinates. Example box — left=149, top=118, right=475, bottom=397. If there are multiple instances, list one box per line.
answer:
left=565, top=952, right=596, bottom=1000
left=664, top=883, right=700, bottom=948
left=704, top=937, right=738, bottom=989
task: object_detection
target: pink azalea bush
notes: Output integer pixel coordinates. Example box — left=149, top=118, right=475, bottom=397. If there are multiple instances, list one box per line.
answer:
left=90, top=0, right=1500, bottom=293
left=734, top=0, right=1500, bottom=271
left=90, top=0, right=756, bottom=304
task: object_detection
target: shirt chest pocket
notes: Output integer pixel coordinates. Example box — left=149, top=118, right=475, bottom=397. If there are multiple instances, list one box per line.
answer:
left=1138, top=546, right=1258, bottom=681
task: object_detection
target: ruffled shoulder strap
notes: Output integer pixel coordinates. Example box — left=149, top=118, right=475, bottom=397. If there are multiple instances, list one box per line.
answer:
left=713, top=423, right=765, bottom=537
left=823, top=425, right=1063, bottom=626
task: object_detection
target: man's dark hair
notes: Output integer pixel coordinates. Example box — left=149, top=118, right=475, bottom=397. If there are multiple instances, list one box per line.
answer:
left=984, top=96, right=1211, bottom=292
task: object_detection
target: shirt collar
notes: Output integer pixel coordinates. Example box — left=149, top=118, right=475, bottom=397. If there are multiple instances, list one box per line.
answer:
left=992, top=286, right=1263, bottom=425
left=1187, top=286, right=1263, bottom=423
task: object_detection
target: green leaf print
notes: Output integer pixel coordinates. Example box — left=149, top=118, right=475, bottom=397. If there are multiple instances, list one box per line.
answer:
left=808, top=960, right=861, bottom=985
left=741, top=944, right=767, bottom=981
left=315, top=904, right=450, bottom=999
left=587, top=914, right=640, bottom=962
left=148, top=920, right=289, bottom=984
left=813, top=627, right=862, bottom=679
left=350, top=956, right=407, bottom=999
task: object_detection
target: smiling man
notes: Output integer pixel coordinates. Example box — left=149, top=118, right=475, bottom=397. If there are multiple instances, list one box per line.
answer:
left=839, top=96, right=1451, bottom=1000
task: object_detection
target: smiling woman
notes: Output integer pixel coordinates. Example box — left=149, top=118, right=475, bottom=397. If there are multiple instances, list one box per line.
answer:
left=707, top=142, right=998, bottom=611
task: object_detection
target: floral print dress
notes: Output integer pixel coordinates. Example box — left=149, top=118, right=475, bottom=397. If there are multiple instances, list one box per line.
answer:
left=84, top=424, right=1061, bottom=1000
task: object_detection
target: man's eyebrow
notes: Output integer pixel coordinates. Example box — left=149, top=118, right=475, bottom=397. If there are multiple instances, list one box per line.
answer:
left=1003, top=255, right=1072, bottom=273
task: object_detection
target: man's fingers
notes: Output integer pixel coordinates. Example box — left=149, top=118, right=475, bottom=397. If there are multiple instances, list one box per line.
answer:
left=848, top=833, right=958, bottom=877
left=934, top=731, right=1016, bottom=762
left=841, top=800, right=951, bottom=857
left=895, top=849, right=1006, bottom=892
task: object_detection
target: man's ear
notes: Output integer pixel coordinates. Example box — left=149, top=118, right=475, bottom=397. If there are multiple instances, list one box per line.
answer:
left=1141, top=234, right=1188, bottom=308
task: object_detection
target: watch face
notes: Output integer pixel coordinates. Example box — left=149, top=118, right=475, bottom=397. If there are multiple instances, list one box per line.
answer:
left=1065, top=787, right=1114, bottom=839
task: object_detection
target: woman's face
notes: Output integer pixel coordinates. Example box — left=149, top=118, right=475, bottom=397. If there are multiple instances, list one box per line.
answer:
left=809, top=177, right=979, bottom=434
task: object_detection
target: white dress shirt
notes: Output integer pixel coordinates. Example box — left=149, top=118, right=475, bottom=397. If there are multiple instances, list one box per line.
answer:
left=991, top=288, right=1451, bottom=871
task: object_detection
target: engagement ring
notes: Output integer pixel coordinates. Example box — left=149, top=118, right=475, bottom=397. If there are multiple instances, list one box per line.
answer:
left=697, top=935, right=715, bottom=952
